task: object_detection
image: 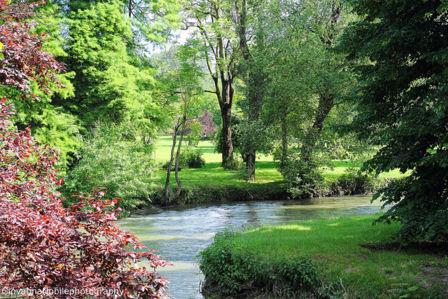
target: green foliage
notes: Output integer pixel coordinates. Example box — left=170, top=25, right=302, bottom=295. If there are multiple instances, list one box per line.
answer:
left=64, top=0, right=166, bottom=135
left=329, top=168, right=376, bottom=196
left=162, top=149, right=205, bottom=169
left=199, top=230, right=321, bottom=297
left=280, top=159, right=324, bottom=198
left=181, top=149, right=206, bottom=168
left=4, top=0, right=81, bottom=169
left=61, top=124, right=153, bottom=213
left=341, top=0, right=448, bottom=242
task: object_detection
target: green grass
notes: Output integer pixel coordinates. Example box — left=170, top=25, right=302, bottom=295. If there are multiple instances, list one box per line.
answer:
left=152, top=136, right=407, bottom=189
left=203, top=216, right=447, bottom=298
left=152, top=136, right=283, bottom=188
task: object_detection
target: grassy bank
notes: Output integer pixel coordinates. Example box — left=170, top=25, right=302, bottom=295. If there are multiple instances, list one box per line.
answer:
left=200, top=215, right=448, bottom=298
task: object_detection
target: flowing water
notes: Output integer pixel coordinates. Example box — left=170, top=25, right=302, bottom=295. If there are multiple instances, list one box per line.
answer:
left=118, top=195, right=383, bottom=299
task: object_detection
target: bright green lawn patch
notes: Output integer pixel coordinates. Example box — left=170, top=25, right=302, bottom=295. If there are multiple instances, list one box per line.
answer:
left=152, top=136, right=407, bottom=190
left=152, top=136, right=283, bottom=189
left=200, top=216, right=448, bottom=298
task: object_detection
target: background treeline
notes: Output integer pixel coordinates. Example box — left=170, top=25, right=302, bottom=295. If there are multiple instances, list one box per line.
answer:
left=29, top=0, right=369, bottom=201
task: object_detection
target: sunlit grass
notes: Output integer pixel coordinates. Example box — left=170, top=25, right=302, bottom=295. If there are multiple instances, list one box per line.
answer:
left=223, top=216, right=446, bottom=298
left=152, top=136, right=283, bottom=188
left=152, top=136, right=406, bottom=188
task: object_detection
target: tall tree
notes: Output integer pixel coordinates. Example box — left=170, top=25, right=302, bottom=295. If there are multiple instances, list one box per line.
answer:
left=184, top=0, right=239, bottom=168
left=341, top=0, right=448, bottom=241
left=235, top=0, right=267, bottom=181
left=298, top=0, right=347, bottom=164
left=63, top=0, right=165, bottom=137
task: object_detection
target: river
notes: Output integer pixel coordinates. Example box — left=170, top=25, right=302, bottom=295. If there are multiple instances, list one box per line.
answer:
left=118, top=195, right=383, bottom=299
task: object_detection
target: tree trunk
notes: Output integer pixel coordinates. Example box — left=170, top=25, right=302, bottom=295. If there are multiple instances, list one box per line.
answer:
left=220, top=79, right=234, bottom=168
left=300, top=94, right=335, bottom=163
left=128, top=0, right=132, bottom=18
left=281, top=107, right=288, bottom=168
left=163, top=124, right=180, bottom=204
left=174, top=120, right=186, bottom=199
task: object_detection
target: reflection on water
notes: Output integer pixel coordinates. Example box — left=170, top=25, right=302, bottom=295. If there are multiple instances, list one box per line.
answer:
left=118, top=195, right=383, bottom=299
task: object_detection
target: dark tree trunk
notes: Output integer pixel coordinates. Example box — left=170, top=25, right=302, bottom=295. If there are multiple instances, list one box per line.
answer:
left=300, top=94, right=335, bottom=163
left=246, top=152, right=256, bottom=180
left=220, top=79, right=234, bottom=168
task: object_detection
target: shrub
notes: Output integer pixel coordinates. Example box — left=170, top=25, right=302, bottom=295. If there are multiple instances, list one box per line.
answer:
left=61, top=124, right=154, bottom=212
left=330, top=168, right=376, bottom=196
left=200, top=230, right=321, bottom=297
left=0, top=101, right=168, bottom=297
left=162, top=149, right=205, bottom=170
left=280, top=159, right=324, bottom=198
left=222, top=157, right=243, bottom=170
left=182, top=149, right=206, bottom=168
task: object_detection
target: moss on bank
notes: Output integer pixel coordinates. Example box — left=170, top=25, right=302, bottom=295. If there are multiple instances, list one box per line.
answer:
left=199, top=216, right=448, bottom=298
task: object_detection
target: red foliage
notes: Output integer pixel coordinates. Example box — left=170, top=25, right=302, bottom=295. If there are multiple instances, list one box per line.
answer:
left=0, top=102, right=170, bottom=298
left=0, top=2, right=170, bottom=297
left=0, top=0, right=63, bottom=94
left=0, top=102, right=169, bottom=298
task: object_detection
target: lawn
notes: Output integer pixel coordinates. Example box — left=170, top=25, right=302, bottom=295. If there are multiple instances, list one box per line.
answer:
left=201, top=215, right=448, bottom=298
left=152, top=136, right=283, bottom=188
left=152, top=136, right=406, bottom=189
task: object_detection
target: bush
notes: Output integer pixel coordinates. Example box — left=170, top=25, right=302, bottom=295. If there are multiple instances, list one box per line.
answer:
left=162, top=149, right=205, bottom=170
left=222, top=157, right=243, bottom=170
left=280, top=159, right=324, bottom=198
left=0, top=102, right=168, bottom=297
left=329, top=168, right=376, bottom=196
left=182, top=149, right=206, bottom=168
left=200, top=230, right=321, bottom=297
left=61, top=125, right=153, bottom=212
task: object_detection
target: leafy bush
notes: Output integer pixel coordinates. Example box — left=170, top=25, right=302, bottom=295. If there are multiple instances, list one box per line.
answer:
left=161, top=160, right=183, bottom=171
left=329, top=168, right=376, bottom=196
left=62, top=124, right=153, bottom=212
left=181, top=149, right=206, bottom=168
left=0, top=101, right=168, bottom=297
left=200, top=230, right=321, bottom=297
left=280, top=159, right=324, bottom=198
left=162, top=149, right=205, bottom=170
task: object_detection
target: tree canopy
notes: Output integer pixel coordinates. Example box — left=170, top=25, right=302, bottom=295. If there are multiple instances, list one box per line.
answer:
left=341, top=0, right=448, bottom=241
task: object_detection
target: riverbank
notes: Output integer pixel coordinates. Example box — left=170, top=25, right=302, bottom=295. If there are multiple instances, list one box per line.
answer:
left=199, top=215, right=448, bottom=298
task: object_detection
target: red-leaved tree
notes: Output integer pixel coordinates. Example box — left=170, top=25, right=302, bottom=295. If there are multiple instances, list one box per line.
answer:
left=0, top=0, right=63, bottom=94
left=0, top=1, right=169, bottom=297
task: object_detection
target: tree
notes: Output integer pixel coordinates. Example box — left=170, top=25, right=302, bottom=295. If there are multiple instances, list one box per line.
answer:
left=0, top=2, right=169, bottom=295
left=255, top=0, right=353, bottom=195
left=159, top=44, right=203, bottom=203
left=235, top=0, right=268, bottom=181
left=341, top=0, right=448, bottom=241
left=62, top=0, right=165, bottom=136
left=2, top=0, right=81, bottom=169
left=184, top=0, right=239, bottom=168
